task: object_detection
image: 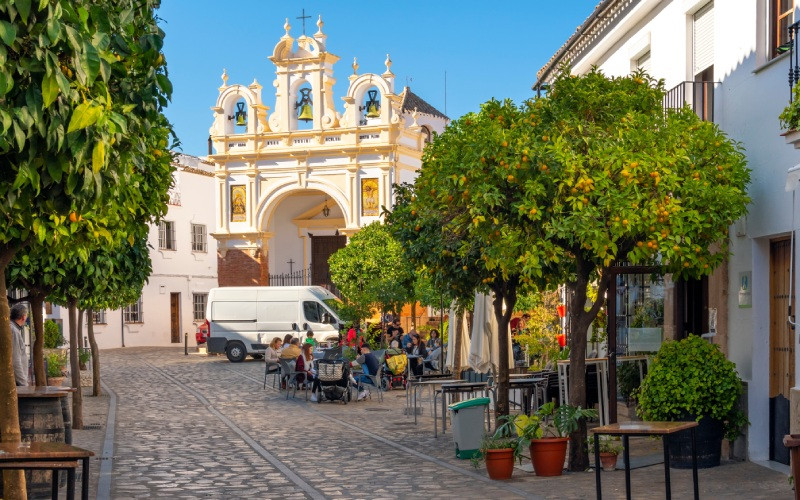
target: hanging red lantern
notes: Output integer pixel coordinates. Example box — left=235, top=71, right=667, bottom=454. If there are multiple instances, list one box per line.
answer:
left=556, top=333, right=567, bottom=348
left=556, top=304, right=566, bottom=318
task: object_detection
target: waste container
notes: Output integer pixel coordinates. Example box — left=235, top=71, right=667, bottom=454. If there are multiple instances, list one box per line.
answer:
left=448, top=397, right=490, bottom=459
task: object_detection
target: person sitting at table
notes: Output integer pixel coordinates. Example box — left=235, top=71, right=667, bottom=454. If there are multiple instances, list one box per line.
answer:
left=427, top=329, right=442, bottom=349
left=401, top=328, right=414, bottom=351
left=353, top=346, right=380, bottom=400
left=405, top=333, right=427, bottom=376
left=424, top=345, right=442, bottom=372
left=296, top=343, right=319, bottom=392
left=305, top=329, right=316, bottom=346
left=266, top=337, right=282, bottom=362
left=280, top=338, right=301, bottom=360
left=282, top=333, right=293, bottom=349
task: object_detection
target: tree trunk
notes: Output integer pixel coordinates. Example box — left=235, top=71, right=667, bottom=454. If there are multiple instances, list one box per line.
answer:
left=0, top=244, right=27, bottom=499
left=77, top=309, right=83, bottom=351
left=87, top=308, right=101, bottom=397
left=29, top=292, right=46, bottom=386
left=67, top=299, right=82, bottom=430
left=566, top=255, right=610, bottom=472
left=492, top=282, right=517, bottom=423
left=452, top=310, right=463, bottom=377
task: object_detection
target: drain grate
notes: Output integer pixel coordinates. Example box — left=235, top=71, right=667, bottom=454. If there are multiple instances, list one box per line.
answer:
left=83, top=423, right=102, bottom=430
left=364, top=408, right=390, bottom=412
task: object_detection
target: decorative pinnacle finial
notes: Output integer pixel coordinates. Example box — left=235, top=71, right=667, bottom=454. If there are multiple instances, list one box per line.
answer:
left=221, top=68, right=229, bottom=86
left=384, top=54, right=392, bottom=73
left=316, top=15, right=324, bottom=35
left=284, top=18, right=291, bottom=37
left=352, top=57, right=359, bottom=75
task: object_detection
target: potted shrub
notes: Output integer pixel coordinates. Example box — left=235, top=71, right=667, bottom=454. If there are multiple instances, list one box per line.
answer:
left=472, top=416, right=522, bottom=480
left=780, top=84, right=800, bottom=148
left=588, top=435, right=622, bottom=471
left=636, top=335, right=748, bottom=468
left=78, top=349, right=91, bottom=371
left=45, top=351, right=67, bottom=386
left=516, top=402, right=597, bottom=476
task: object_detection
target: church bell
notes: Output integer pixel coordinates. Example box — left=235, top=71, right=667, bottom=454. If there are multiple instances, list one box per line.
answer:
left=364, top=89, right=380, bottom=118
left=234, top=101, right=247, bottom=127
left=296, top=88, right=313, bottom=122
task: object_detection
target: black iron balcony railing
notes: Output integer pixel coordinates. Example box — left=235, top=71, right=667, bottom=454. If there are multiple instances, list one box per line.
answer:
left=782, top=20, right=800, bottom=101
left=267, top=266, right=341, bottom=297
left=663, top=81, right=716, bottom=122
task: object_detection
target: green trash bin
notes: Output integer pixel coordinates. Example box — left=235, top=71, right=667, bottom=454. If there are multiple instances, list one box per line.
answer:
left=448, top=397, right=490, bottom=459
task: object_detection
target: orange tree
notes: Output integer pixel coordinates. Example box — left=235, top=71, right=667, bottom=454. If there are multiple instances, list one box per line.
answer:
left=389, top=69, right=750, bottom=470
left=387, top=98, right=557, bottom=420
left=0, top=1, right=173, bottom=495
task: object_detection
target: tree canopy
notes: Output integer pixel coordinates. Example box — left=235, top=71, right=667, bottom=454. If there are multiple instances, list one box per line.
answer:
left=329, top=222, right=415, bottom=323
left=387, top=68, right=750, bottom=469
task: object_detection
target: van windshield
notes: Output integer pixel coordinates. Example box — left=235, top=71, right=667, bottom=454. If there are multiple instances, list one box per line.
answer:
left=322, top=298, right=343, bottom=321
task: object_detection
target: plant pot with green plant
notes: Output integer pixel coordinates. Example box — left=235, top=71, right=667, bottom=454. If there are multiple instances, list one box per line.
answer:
left=471, top=416, right=522, bottom=480
left=78, top=349, right=91, bottom=371
left=45, top=351, right=67, bottom=386
left=588, top=435, right=622, bottom=471
left=780, top=83, right=800, bottom=148
left=635, top=334, right=748, bottom=468
left=516, top=402, right=598, bottom=477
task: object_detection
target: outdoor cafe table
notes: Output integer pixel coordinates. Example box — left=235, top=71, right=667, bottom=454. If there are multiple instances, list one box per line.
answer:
left=507, top=377, right=546, bottom=416
left=434, top=381, right=491, bottom=437
left=409, top=378, right=459, bottom=424
left=406, top=373, right=453, bottom=413
left=0, top=441, right=94, bottom=500
left=591, top=421, right=699, bottom=500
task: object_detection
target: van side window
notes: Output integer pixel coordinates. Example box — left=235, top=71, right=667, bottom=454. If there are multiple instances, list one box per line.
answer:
left=303, top=301, right=321, bottom=323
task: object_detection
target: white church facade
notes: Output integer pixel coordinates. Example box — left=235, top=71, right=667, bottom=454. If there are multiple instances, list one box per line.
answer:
left=208, top=16, right=448, bottom=288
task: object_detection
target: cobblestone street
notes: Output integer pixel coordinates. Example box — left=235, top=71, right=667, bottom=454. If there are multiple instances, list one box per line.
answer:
left=67, top=347, right=792, bottom=499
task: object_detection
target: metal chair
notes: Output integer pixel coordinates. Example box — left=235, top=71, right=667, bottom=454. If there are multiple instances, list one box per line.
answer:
left=278, top=358, right=307, bottom=400
left=263, top=360, right=280, bottom=389
left=355, top=349, right=385, bottom=402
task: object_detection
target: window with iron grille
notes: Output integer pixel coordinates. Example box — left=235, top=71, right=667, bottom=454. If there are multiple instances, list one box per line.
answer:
left=123, top=297, right=143, bottom=323
left=193, top=293, right=208, bottom=321
left=158, top=220, right=176, bottom=250
left=772, top=0, right=794, bottom=59
left=92, top=309, right=107, bottom=324
left=191, top=224, right=207, bottom=252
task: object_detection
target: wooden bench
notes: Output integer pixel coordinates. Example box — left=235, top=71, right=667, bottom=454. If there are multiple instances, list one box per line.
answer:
left=0, top=441, right=93, bottom=500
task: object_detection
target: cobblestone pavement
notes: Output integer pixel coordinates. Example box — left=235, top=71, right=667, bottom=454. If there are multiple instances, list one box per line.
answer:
left=64, top=347, right=794, bottom=499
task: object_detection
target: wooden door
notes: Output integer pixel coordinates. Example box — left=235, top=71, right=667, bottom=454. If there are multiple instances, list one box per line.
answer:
left=170, top=293, right=180, bottom=344
left=311, top=235, right=346, bottom=288
left=769, top=238, right=794, bottom=464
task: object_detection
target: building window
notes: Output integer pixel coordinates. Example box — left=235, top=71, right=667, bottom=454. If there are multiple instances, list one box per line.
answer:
left=421, top=126, right=432, bottom=144
left=123, top=298, right=143, bottom=323
left=191, top=224, right=207, bottom=252
left=772, top=0, right=794, bottom=59
left=193, top=293, right=208, bottom=321
left=159, top=220, right=176, bottom=250
left=92, top=310, right=107, bottom=324
left=636, top=51, right=651, bottom=73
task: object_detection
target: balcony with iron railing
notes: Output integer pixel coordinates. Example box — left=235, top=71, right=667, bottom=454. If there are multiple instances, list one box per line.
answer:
left=663, top=80, right=717, bottom=122
left=781, top=20, right=800, bottom=101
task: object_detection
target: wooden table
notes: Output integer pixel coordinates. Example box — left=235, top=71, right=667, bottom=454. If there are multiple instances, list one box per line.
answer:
left=591, top=421, right=699, bottom=500
left=0, top=441, right=93, bottom=500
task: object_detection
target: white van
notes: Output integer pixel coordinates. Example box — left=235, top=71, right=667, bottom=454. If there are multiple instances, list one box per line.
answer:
left=204, top=286, right=344, bottom=362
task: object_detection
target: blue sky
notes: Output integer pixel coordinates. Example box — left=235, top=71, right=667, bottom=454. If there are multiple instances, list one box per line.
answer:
left=156, top=1, right=597, bottom=157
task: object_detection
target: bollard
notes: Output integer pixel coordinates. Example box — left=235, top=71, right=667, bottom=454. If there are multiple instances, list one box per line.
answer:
left=184, top=331, right=188, bottom=355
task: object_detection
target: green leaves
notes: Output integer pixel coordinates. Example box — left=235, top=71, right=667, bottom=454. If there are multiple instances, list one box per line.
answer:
left=41, top=70, right=59, bottom=107
left=91, top=140, right=104, bottom=172
left=0, top=20, right=17, bottom=46
left=67, top=101, right=101, bottom=132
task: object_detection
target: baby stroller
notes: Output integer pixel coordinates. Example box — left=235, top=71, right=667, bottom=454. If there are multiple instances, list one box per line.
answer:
left=314, top=359, right=351, bottom=404
left=383, top=349, right=408, bottom=390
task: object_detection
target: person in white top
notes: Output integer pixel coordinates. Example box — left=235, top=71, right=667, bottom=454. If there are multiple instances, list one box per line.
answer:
left=10, top=303, right=29, bottom=386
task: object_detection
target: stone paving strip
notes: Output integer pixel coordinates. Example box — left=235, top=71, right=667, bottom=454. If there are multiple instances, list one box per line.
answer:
left=82, top=348, right=792, bottom=500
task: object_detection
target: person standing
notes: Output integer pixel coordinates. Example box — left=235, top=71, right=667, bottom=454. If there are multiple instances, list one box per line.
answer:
left=10, top=303, right=29, bottom=386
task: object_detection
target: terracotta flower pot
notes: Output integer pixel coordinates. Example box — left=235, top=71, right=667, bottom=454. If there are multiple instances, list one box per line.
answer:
left=484, top=448, right=515, bottom=480
left=529, top=437, right=569, bottom=476
left=46, top=376, right=66, bottom=387
left=599, top=452, right=618, bottom=471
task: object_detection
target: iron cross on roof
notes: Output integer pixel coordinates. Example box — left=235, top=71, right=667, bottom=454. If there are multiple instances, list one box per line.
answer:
left=296, top=9, right=311, bottom=36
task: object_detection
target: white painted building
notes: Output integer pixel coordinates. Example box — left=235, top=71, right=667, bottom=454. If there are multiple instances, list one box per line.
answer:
left=208, top=15, right=448, bottom=288
left=51, top=154, right=219, bottom=348
left=536, top=0, right=800, bottom=466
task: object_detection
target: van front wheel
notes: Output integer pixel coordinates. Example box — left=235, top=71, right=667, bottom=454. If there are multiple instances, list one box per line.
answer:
left=226, top=341, right=247, bottom=363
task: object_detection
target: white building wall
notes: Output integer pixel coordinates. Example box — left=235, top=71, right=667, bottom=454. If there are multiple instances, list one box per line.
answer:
left=67, top=155, right=219, bottom=348
left=549, top=0, right=800, bottom=461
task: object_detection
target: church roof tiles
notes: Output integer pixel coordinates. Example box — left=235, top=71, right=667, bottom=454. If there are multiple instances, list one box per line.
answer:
left=401, top=87, right=449, bottom=121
